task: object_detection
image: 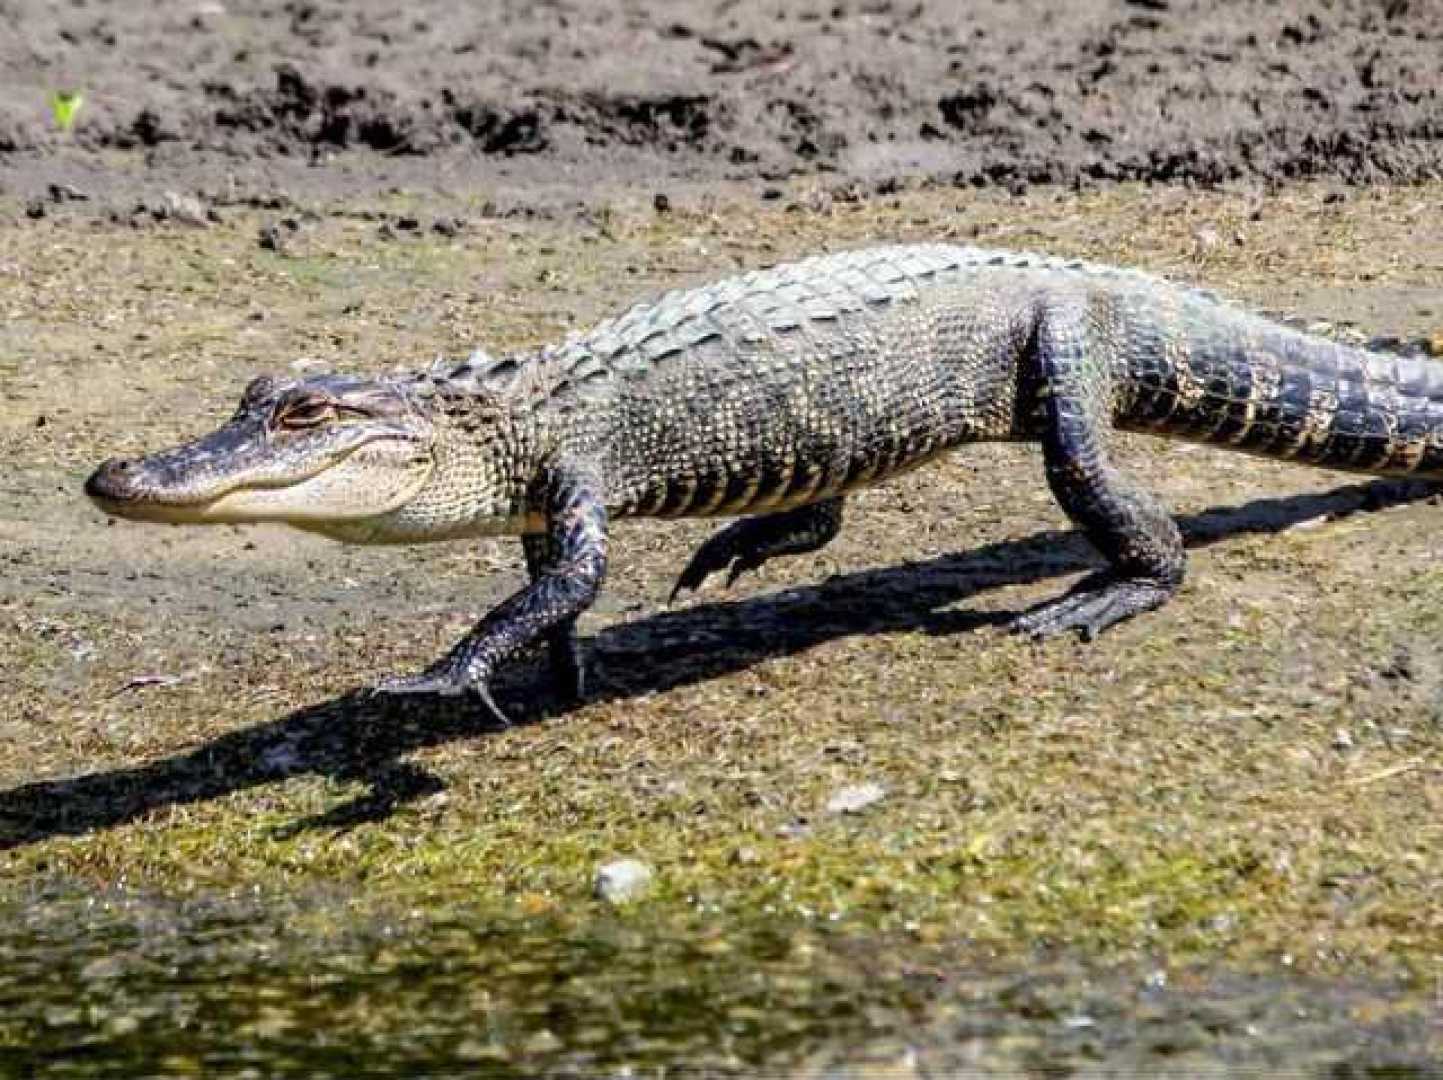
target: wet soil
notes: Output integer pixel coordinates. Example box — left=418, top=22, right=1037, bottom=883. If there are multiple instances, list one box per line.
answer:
left=3, top=0, right=1443, bottom=214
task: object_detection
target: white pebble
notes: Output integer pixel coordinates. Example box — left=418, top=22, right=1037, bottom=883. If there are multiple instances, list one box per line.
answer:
left=826, top=782, right=887, bottom=815
left=594, top=859, right=654, bottom=904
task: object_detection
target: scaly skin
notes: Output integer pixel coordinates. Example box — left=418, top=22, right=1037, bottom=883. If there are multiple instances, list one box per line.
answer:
left=86, top=244, right=1443, bottom=717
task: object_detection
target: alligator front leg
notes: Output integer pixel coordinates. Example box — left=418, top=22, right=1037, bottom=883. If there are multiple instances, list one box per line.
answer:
left=671, top=497, right=844, bottom=601
left=1010, top=299, right=1184, bottom=639
left=376, top=463, right=608, bottom=724
left=523, top=532, right=584, bottom=700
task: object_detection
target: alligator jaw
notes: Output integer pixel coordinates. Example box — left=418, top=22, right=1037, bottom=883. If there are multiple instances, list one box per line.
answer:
left=86, top=454, right=344, bottom=524
left=86, top=433, right=437, bottom=525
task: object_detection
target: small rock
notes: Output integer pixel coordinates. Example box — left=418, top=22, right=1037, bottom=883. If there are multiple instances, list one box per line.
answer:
left=24, top=199, right=46, bottom=220
left=819, top=1048, right=921, bottom=1080
left=158, top=190, right=209, bottom=226
left=1192, top=225, right=1222, bottom=253
left=729, top=845, right=761, bottom=866
left=1331, top=728, right=1355, bottom=751
left=826, top=782, right=887, bottom=815
left=594, top=859, right=653, bottom=904
left=258, top=222, right=286, bottom=252
left=653, top=192, right=671, bottom=214
left=523, top=1029, right=563, bottom=1055
left=431, top=215, right=465, bottom=237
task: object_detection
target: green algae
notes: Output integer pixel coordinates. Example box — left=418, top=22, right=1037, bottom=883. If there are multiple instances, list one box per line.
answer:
left=0, top=884, right=1437, bottom=1077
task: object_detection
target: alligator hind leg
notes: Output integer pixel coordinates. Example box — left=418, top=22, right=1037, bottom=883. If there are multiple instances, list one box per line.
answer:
left=671, top=497, right=844, bottom=601
left=1010, top=300, right=1184, bottom=640
left=524, top=532, right=585, bottom=700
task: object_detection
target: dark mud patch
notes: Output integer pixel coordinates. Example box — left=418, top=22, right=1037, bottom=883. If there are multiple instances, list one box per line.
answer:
left=4, top=0, right=1443, bottom=212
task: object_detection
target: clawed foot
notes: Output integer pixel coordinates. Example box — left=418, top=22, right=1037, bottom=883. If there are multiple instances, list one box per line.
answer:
left=670, top=528, right=763, bottom=602
left=1008, top=574, right=1176, bottom=641
left=373, top=631, right=586, bottom=726
left=671, top=501, right=843, bottom=603
left=373, top=667, right=512, bottom=727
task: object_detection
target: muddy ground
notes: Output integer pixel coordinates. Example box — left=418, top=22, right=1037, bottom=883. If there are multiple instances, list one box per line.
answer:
left=2, top=0, right=1443, bottom=1075
left=3, top=0, right=1443, bottom=214
left=2, top=181, right=1442, bottom=1074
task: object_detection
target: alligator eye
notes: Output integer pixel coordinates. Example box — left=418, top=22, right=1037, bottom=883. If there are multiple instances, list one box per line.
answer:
left=276, top=399, right=337, bottom=429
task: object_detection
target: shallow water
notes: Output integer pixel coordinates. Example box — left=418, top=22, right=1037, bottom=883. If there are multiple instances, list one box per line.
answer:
left=1, top=884, right=1438, bottom=1078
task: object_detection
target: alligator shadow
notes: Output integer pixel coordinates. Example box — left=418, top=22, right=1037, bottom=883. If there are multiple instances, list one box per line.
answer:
left=1, top=478, right=1433, bottom=848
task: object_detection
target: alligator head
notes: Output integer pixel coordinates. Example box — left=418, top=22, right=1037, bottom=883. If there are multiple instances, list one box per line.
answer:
left=85, top=374, right=436, bottom=527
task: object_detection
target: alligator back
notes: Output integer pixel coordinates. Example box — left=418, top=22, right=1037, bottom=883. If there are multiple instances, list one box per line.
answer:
left=546, top=244, right=1062, bottom=518
left=445, top=242, right=1443, bottom=521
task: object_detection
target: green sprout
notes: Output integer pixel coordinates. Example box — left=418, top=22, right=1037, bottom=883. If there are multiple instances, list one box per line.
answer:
left=48, top=91, right=85, bottom=133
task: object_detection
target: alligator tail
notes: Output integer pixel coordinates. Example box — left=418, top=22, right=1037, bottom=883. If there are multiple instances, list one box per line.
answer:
left=1119, top=303, right=1443, bottom=478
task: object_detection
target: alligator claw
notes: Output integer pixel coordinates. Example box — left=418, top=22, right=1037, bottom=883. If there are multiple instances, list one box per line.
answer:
left=671, top=532, right=754, bottom=602
left=724, top=551, right=765, bottom=590
left=670, top=556, right=721, bottom=603
left=472, top=683, right=512, bottom=728
left=670, top=557, right=747, bottom=603
left=373, top=670, right=512, bottom=727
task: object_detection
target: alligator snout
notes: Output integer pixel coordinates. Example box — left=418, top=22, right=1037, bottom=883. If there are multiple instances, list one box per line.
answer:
left=84, top=457, right=143, bottom=503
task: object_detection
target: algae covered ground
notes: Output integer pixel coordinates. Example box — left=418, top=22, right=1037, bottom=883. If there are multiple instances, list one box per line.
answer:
left=2, top=182, right=1442, bottom=1075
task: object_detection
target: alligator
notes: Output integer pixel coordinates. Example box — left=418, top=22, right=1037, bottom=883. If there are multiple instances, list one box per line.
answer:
left=85, top=243, right=1443, bottom=723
